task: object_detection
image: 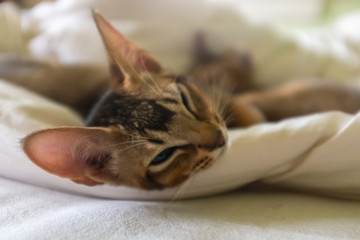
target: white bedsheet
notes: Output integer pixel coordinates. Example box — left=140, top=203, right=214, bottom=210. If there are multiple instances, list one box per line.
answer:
left=2, top=0, right=360, bottom=239
left=2, top=176, right=360, bottom=240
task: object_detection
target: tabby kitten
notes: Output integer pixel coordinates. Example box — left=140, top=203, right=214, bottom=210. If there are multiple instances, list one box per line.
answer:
left=21, top=11, right=227, bottom=190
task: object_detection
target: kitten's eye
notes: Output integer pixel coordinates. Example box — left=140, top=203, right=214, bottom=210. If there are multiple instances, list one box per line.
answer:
left=178, top=84, right=199, bottom=119
left=150, top=147, right=177, bottom=166
left=180, top=89, right=191, bottom=112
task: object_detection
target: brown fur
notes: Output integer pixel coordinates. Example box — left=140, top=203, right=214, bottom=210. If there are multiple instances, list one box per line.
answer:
left=227, top=80, right=360, bottom=127
left=0, top=55, right=109, bottom=116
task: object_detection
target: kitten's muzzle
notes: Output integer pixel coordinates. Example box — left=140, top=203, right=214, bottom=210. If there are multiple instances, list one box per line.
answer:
left=199, top=130, right=226, bottom=151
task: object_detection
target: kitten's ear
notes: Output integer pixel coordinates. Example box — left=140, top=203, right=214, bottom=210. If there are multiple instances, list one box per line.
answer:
left=92, top=10, right=162, bottom=88
left=22, top=127, right=112, bottom=186
left=193, top=32, right=215, bottom=64
left=235, top=52, right=252, bottom=68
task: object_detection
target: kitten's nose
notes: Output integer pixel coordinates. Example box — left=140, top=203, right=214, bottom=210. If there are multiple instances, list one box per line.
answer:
left=199, top=130, right=226, bottom=151
left=214, top=130, right=226, bottom=149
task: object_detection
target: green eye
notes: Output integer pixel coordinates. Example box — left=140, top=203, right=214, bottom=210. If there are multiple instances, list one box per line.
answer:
left=150, top=147, right=176, bottom=166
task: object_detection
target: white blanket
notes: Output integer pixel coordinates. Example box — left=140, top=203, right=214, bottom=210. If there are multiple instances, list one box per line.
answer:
left=2, top=0, right=360, bottom=239
left=2, top=176, right=360, bottom=240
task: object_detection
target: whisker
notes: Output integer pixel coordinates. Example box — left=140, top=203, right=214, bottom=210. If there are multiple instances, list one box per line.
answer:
left=114, top=142, right=148, bottom=153
left=210, top=71, right=219, bottom=112
left=218, top=92, right=232, bottom=118
left=214, top=73, right=229, bottom=114
left=202, top=71, right=218, bottom=113
left=192, top=73, right=220, bottom=115
left=165, top=172, right=199, bottom=208
left=191, top=73, right=218, bottom=112
left=216, top=75, right=236, bottom=119
left=116, top=129, right=147, bottom=140
left=127, top=58, right=163, bottom=97
left=224, top=113, right=234, bottom=125
left=140, top=57, right=164, bottom=97
left=214, top=74, right=222, bottom=113
left=108, top=140, right=148, bottom=148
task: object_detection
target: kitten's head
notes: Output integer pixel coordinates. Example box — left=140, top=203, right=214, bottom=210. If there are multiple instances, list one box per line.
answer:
left=22, top=11, right=227, bottom=190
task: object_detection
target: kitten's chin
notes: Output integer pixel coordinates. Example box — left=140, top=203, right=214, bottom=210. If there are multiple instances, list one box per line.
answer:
left=211, top=129, right=228, bottom=160
left=212, top=143, right=227, bottom=161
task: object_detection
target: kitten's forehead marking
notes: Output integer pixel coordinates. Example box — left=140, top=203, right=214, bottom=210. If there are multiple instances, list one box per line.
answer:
left=86, top=92, right=175, bottom=133
left=148, top=139, right=164, bottom=144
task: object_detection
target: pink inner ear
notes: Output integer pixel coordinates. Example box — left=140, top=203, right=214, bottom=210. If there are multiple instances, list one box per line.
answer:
left=134, top=51, right=162, bottom=73
left=23, top=127, right=108, bottom=184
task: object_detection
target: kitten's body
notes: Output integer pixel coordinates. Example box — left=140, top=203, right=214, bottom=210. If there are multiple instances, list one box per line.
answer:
left=1, top=11, right=360, bottom=190
left=229, top=80, right=360, bottom=126
left=187, top=33, right=360, bottom=127
left=0, top=55, right=109, bottom=116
